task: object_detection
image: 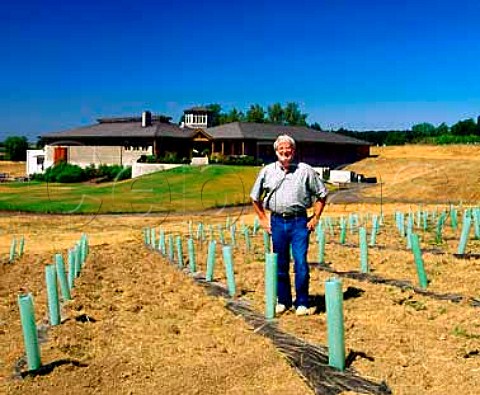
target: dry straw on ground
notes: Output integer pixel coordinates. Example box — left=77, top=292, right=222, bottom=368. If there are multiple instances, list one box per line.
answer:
left=1, top=145, right=480, bottom=394
left=1, top=203, right=479, bottom=395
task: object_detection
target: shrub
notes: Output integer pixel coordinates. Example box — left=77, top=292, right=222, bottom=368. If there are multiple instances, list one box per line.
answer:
left=435, top=134, right=480, bottom=145
left=30, top=172, right=45, bottom=181
left=32, top=162, right=132, bottom=183
left=43, top=162, right=87, bottom=183
left=209, top=153, right=225, bottom=164
left=83, top=164, right=97, bottom=180
left=163, top=152, right=181, bottom=163
left=212, top=155, right=263, bottom=166
left=136, top=153, right=184, bottom=164
left=117, top=166, right=132, bottom=180
left=97, top=164, right=131, bottom=181
left=56, top=165, right=86, bottom=183
left=145, top=155, right=157, bottom=163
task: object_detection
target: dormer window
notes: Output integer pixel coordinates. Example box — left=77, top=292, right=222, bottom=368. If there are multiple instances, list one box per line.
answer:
left=184, top=107, right=212, bottom=129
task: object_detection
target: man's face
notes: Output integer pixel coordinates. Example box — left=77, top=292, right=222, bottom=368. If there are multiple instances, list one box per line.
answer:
left=275, top=141, right=295, bottom=164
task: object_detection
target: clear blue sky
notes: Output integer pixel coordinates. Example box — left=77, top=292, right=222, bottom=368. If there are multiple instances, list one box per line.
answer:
left=2, top=0, right=480, bottom=141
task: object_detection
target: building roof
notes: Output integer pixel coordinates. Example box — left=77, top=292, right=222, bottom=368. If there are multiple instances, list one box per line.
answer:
left=183, top=106, right=212, bottom=113
left=206, top=122, right=371, bottom=146
left=97, top=115, right=172, bottom=124
left=41, top=119, right=370, bottom=146
left=41, top=121, right=194, bottom=140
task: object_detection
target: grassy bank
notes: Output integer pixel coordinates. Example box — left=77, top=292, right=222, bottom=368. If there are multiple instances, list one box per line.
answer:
left=0, top=165, right=260, bottom=214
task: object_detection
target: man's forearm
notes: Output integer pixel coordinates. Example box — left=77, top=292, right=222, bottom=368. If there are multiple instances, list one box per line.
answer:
left=252, top=199, right=271, bottom=233
left=252, top=199, right=268, bottom=220
left=313, top=198, right=326, bottom=219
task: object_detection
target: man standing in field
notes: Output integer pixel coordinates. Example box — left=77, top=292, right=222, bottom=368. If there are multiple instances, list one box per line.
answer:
left=250, top=135, right=328, bottom=316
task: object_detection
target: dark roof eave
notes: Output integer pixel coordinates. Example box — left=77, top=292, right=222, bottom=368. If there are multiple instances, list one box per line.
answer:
left=207, top=136, right=370, bottom=145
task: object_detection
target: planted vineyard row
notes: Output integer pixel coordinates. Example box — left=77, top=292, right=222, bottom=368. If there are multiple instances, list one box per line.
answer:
left=141, top=205, right=480, bottom=393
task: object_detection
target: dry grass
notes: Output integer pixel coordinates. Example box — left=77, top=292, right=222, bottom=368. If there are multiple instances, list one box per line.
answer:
left=0, top=214, right=311, bottom=395
left=1, top=203, right=480, bottom=394
left=0, top=162, right=26, bottom=178
left=1, top=146, right=480, bottom=394
left=346, top=145, right=480, bottom=203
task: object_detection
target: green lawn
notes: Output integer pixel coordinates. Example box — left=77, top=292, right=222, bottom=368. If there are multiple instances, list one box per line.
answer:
left=0, top=165, right=261, bottom=214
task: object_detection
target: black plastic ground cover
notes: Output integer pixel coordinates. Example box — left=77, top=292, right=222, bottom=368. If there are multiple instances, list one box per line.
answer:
left=453, top=253, right=480, bottom=260
left=328, top=239, right=447, bottom=255
left=312, top=262, right=480, bottom=307
left=193, top=275, right=391, bottom=395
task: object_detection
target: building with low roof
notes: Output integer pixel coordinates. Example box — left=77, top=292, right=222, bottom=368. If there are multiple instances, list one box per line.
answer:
left=35, top=109, right=371, bottom=174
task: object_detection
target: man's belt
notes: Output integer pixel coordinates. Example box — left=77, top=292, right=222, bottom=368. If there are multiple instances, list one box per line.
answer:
left=271, top=211, right=307, bottom=219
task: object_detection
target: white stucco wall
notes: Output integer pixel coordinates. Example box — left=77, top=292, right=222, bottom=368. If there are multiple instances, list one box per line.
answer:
left=329, top=170, right=353, bottom=184
left=26, top=150, right=45, bottom=175
left=131, top=163, right=183, bottom=178
left=44, top=145, right=152, bottom=168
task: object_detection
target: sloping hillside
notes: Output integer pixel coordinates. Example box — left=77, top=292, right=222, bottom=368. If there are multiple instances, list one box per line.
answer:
left=345, top=145, right=480, bottom=203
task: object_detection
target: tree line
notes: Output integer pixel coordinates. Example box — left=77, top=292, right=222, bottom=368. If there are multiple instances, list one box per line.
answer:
left=2, top=105, right=480, bottom=162
left=0, top=136, right=29, bottom=161
left=334, top=117, right=480, bottom=146
left=182, top=102, right=313, bottom=128
left=185, top=103, right=480, bottom=146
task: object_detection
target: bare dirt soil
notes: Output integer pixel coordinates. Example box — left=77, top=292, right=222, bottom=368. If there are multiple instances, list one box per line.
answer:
left=1, top=146, right=480, bottom=394
left=1, top=202, right=480, bottom=395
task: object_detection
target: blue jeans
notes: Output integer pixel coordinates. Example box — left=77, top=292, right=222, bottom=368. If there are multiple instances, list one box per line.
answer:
left=270, top=215, right=310, bottom=308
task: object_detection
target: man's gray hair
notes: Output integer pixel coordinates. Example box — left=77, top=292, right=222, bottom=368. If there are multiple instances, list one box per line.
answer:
left=274, top=134, right=296, bottom=150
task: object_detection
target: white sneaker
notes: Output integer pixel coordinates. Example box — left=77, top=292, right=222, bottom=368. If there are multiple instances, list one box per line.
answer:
left=275, top=304, right=287, bottom=315
left=295, top=305, right=310, bottom=316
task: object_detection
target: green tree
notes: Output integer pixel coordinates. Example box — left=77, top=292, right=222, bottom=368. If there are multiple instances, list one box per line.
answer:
left=246, top=104, right=265, bottom=123
left=267, top=103, right=284, bottom=124
left=384, top=131, right=407, bottom=145
left=225, top=108, right=244, bottom=123
left=436, top=122, right=449, bottom=136
left=310, top=122, right=322, bottom=131
left=4, top=136, right=29, bottom=161
left=284, top=102, right=308, bottom=126
left=411, top=122, right=436, bottom=136
left=206, top=103, right=223, bottom=126
left=451, top=118, right=478, bottom=136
